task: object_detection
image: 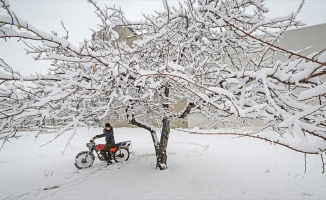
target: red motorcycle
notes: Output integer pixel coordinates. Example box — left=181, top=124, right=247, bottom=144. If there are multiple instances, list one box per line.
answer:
left=74, top=140, right=131, bottom=169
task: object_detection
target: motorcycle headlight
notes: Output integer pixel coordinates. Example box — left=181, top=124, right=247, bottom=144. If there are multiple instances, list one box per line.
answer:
left=86, top=143, right=93, bottom=148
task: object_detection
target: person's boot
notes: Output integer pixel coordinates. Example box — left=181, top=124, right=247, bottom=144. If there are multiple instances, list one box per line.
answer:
left=107, top=160, right=113, bottom=165
left=107, top=152, right=113, bottom=165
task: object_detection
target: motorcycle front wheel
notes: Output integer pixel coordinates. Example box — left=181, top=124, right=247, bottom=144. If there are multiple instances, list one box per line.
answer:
left=113, top=148, right=130, bottom=162
left=74, top=151, right=95, bottom=169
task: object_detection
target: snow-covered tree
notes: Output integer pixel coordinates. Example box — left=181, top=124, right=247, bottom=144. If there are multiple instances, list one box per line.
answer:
left=0, top=0, right=325, bottom=170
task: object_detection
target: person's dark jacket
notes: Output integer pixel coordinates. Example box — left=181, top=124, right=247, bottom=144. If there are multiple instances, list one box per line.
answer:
left=96, top=127, right=114, bottom=143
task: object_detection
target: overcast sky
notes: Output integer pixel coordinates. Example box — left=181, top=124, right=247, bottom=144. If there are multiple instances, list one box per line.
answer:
left=1, top=0, right=326, bottom=75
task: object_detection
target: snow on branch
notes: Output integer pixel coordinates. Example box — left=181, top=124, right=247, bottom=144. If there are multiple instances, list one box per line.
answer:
left=186, top=128, right=326, bottom=155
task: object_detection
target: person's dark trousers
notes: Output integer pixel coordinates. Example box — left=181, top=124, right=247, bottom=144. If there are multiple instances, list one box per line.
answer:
left=101, top=140, right=115, bottom=164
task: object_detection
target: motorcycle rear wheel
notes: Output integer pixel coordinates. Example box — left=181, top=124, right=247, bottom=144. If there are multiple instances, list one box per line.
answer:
left=74, top=151, right=95, bottom=169
left=113, top=148, right=130, bottom=162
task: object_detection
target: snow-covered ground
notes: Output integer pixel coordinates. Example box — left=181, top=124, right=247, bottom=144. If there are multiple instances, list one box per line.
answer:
left=0, top=127, right=325, bottom=200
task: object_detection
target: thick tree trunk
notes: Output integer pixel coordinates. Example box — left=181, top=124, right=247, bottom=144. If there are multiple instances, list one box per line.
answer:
left=156, top=117, right=170, bottom=170
left=154, top=84, right=171, bottom=170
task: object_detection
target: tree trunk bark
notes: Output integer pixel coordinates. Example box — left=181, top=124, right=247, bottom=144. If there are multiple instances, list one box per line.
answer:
left=156, top=117, right=170, bottom=170
left=154, top=84, right=171, bottom=170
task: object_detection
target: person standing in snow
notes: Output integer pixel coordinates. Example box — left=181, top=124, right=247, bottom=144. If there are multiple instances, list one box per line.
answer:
left=92, top=123, right=115, bottom=165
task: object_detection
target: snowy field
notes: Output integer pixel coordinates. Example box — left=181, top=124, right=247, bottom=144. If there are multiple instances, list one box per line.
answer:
left=0, top=127, right=325, bottom=200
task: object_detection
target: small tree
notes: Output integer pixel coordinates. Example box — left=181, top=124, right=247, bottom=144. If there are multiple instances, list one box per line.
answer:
left=0, top=0, right=325, bottom=170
